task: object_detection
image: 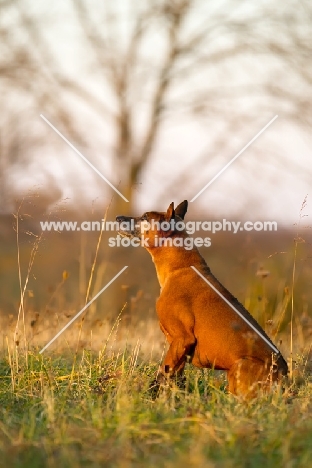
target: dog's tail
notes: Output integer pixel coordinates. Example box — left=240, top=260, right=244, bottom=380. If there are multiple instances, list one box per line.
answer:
left=274, top=352, right=288, bottom=385
left=276, top=353, right=288, bottom=375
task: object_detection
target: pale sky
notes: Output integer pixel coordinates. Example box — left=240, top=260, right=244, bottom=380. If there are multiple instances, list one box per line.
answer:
left=2, top=0, right=312, bottom=227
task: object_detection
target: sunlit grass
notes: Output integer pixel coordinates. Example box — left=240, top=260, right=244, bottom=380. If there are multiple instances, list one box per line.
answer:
left=0, top=341, right=311, bottom=468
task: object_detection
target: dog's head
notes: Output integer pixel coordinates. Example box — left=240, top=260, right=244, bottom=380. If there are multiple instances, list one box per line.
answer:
left=116, top=200, right=188, bottom=247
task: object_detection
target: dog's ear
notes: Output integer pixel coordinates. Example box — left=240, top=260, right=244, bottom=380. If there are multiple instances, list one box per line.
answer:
left=165, top=202, right=175, bottom=221
left=175, top=200, right=188, bottom=220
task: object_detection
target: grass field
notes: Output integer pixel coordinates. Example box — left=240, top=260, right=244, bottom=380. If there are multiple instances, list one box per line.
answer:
left=0, top=331, right=311, bottom=468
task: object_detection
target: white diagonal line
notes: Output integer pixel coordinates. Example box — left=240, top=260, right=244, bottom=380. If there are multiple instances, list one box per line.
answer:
left=40, top=114, right=129, bottom=202
left=191, top=266, right=280, bottom=354
left=39, top=266, right=128, bottom=354
left=190, top=115, right=278, bottom=202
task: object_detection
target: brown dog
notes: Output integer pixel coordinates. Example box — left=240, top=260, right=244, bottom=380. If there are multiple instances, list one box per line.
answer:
left=116, top=201, right=288, bottom=398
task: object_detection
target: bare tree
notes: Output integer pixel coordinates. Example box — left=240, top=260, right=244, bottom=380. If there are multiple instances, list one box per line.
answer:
left=0, top=0, right=311, bottom=212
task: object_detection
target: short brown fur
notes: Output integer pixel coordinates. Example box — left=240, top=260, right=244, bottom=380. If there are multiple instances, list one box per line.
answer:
left=117, top=201, right=288, bottom=398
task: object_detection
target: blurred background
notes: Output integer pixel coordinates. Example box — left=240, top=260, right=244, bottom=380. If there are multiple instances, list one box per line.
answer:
left=0, top=0, right=311, bottom=356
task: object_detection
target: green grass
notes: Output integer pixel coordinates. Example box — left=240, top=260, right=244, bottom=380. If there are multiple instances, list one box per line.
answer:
left=0, top=348, right=311, bottom=468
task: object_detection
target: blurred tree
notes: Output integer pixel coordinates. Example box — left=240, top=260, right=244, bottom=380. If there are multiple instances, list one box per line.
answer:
left=0, top=0, right=311, bottom=212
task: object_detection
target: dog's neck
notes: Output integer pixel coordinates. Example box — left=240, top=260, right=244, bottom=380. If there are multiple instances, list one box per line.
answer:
left=146, top=244, right=207, bottom=290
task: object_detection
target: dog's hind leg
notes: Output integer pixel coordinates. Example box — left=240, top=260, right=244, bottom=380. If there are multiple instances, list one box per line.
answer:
left=227, top=357, right=278, bottom=399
